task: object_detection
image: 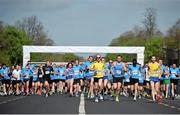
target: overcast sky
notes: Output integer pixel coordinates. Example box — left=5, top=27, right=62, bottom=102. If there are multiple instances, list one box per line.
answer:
left=0, top=0, right=180, bottom=46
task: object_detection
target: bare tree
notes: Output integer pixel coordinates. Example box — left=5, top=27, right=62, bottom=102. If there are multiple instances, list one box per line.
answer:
left=167, top=18, right=180, bottom=48
left=15, top=15, right=54, bottom=45
left=142, top=8, right=158, bottom=38
left=167, top=18, right=180, bottom=37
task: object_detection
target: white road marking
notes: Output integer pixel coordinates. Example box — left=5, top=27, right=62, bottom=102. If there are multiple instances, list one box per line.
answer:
left=0, top=96, right=25, bottom=105
left=79, top=93, right=85, bottom=115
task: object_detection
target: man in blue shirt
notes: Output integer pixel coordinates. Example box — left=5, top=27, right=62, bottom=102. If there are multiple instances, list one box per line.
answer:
left=73, top=60, right=82, bottom=97
left=128, top=59, right=141, bottom=101
left=82, top=56, right=94, bottom=99
left=1, top=64, right=10, bottom=96
left=169, top=63, right=180, bottom=100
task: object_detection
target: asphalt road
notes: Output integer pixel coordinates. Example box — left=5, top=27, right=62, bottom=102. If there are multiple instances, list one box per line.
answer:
left=0, top=93, right=180, bottom=114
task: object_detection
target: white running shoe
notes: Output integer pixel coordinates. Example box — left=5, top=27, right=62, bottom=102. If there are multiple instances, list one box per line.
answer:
left=45, top=94, right=48, bottom=98
left=115, top=96, right=119, bottom=102
left=99, top=94, right=103, bottom=100
left=90, top=94, right=95, bottom=99
left=95, top=97, right=99, bottom=103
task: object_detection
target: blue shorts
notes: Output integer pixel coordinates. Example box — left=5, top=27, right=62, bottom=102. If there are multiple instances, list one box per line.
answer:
left=67, top=76, right=73, bottom=80
left=150, top=77, right=160, bottom=83
left=103, top=76, right=108, bottom=80
left=86, top=76, right=93, bottom=80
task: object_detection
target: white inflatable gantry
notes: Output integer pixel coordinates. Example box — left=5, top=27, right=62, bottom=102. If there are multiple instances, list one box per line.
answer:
left=23, top=46, right=145, bottom=66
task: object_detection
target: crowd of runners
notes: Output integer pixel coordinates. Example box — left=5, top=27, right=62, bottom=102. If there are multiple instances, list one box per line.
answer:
left=0, top=54, right=180, bottom=103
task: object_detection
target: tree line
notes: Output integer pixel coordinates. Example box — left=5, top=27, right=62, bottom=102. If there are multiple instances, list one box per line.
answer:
left=0, top=16, right=79, bottom=66
left=106, top=8, right=180, bottom=64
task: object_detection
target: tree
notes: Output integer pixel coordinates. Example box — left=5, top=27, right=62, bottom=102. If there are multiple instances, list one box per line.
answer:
left=2, top=26, right=32, bottom=65
left=144, top=37, right=163, bottom=63
left=142, top=8, right=158, bottom=38
left=166, top=18, right=180, bottom=49
left=15, top=15, right=54, bottom=45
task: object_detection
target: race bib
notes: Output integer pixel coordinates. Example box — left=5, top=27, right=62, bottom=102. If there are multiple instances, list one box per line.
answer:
left=116, top=70, right=121, bottom=75
left=74, top=70, right=79, bottom=75
left=69, top=72, right=74, bottom=76
left=39, top=74, right=43, bottom=78
left=152, top=71, right=159, bottom=77
left=97, top=70, right=103, bottom=74
left=171, top=73, right=176, bottom=78
left=133, top=69, right=138, bottom=75
left=45, top=71, right=50, bottom=74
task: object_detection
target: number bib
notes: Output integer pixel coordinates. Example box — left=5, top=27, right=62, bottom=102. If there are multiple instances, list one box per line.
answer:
left=45, top=71, right=50, bottom=74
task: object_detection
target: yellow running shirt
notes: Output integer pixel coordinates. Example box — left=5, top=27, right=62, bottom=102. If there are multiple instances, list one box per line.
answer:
left=90, top=61, right=105, bottom=78
left=148, top=62, right=160, bottom=78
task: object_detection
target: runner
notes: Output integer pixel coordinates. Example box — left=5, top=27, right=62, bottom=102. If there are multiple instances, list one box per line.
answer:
left=148, top=56, right=162, bottom=103
left=112, top=55, right=125, bottom=102
left=163, top=65, right=170, bottom=99
left=73, top=60, right=82, bottom=97
left=123, top=63, right=131, bottom=97
left=138, top=64, right=145, bottom=99
left=1, top=64, right=10, bottom=96
left=90, top=54, right=105, bottom=102
left=105, top=59, right=114, bottom=100
left=82, top=56, right=94, bottom=99
left=128, top=59, right=141, bottom=101
left=12, top=65, right=21, bottom=95
left=65, top=62, right=74, bottom=97
left=37, top=64, right=44, bottom=96
left=169, top=63, right=180, bottom=100
left=57, top=64, right=66, bottom=94
left=43, top=61, right=53, bottom=97
left=79, top=61, right=85, bottom=94
left=159, top=60, right=166, bottom=97
left=143, top=63, right=151, bottom=98
left=22, top=65, right=32, bottom=95
left=32, top=66, right=38, bottom=95
left=50, top=63, right=60, bottom=94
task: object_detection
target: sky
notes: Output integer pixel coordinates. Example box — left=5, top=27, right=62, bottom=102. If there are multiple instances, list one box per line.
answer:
left=0, top=0, right=180, bottom=46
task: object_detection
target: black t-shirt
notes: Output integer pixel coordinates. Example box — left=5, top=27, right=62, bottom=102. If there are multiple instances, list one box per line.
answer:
left=43, top=65, right=53, bottom=77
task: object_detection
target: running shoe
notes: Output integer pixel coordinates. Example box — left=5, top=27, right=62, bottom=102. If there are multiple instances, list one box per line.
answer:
left=95, top=97, right=99, bottom=103
left=115, top=96, right=119, bottom=102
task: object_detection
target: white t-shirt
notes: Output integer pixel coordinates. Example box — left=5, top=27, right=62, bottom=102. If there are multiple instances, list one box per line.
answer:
left=12, top=69, right=21, bottom=80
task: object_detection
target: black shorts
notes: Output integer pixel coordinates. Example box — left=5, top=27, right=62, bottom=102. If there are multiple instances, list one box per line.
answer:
left=130, top=78, right=139, bottom=85
left=139, top=83, right=144, bottom=86
left=12, top=80, right=21, bottom=85
left=24, top=79, right=30, bottom=82
left=113, top=77, right=123, bottom=83
left=124, top=82, right=130, bottom=86
left=2, top=79, right=11, bottom=84
left=38, top=78, right=44, bottom=83
left=44, top=76, right=51, bottom=83
left=170, top=79, right=178, bottom=85
left=144, top=80, right=150, bottom=84
left=74, top=79, right=80, bottom=85
left=94, top=77, right=103, bottom=83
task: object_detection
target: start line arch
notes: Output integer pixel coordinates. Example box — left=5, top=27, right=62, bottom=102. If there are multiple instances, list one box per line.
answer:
left=23, top=46, right=145, bottom=66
